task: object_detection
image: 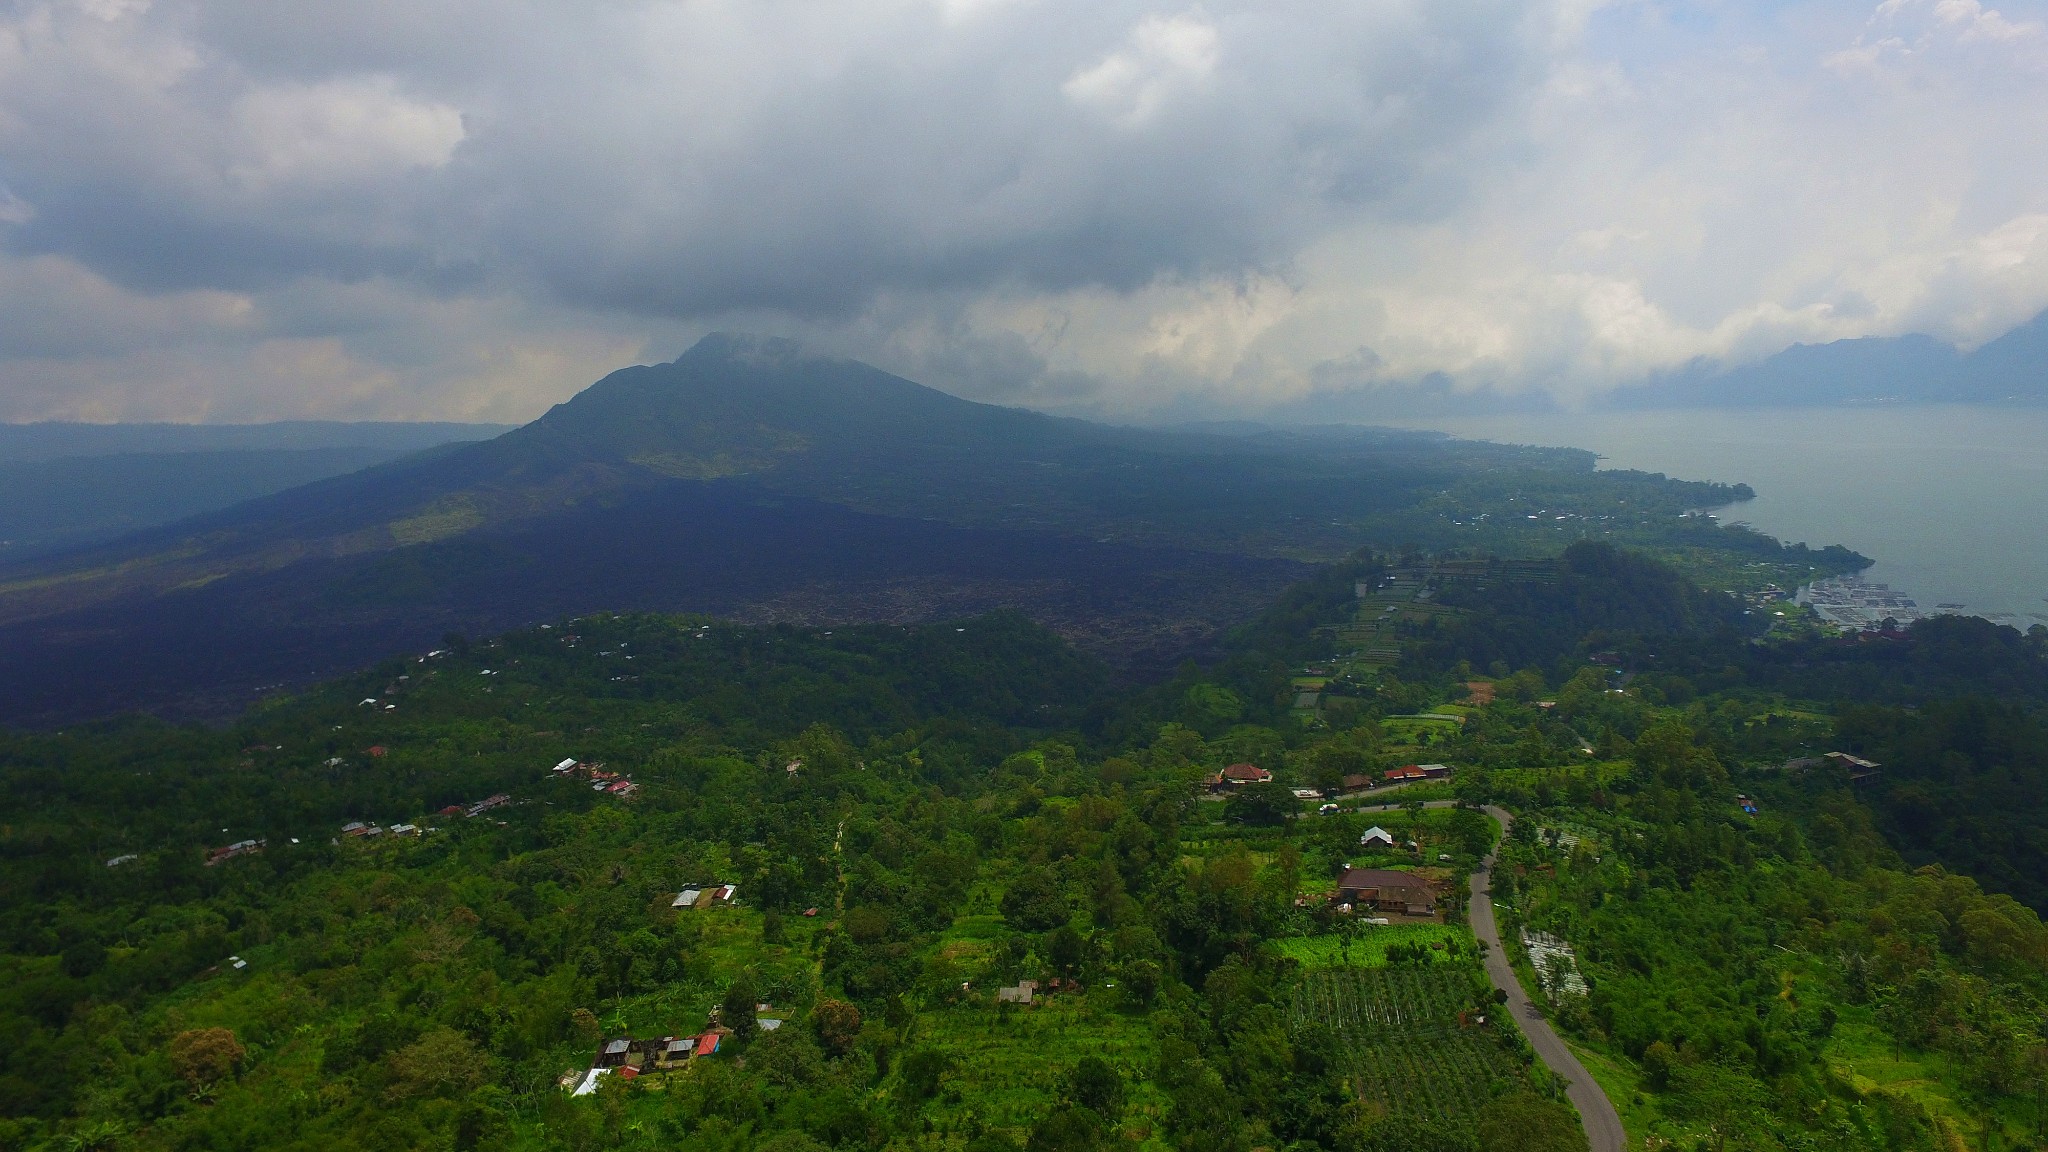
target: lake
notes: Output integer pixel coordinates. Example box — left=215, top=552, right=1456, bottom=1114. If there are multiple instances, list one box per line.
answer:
left=1386, top=406, right=2048, bottom=629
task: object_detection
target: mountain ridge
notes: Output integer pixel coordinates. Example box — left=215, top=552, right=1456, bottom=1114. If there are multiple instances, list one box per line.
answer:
left=1605, top=307, right=2048, bottom=408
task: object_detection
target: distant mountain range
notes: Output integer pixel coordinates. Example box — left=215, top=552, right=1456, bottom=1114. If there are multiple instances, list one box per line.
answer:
left=1, top=334, right=1768, bottom=725
left=1605, top=308, right=2048, bottom=409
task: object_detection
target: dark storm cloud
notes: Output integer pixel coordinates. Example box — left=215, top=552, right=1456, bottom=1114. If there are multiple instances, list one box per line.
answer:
left=0, top=0, right=1537, bottom=313
left=3, top=0, right=2047, bottom=421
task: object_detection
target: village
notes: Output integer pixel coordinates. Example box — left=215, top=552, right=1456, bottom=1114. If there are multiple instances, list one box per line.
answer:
left=194, top=753, right=645, bottom=866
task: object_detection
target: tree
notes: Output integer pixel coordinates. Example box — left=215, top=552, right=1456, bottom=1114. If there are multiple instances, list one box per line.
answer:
left=722, top=973, right=761, bottom=1042
left=812, top=997, right=863, bottom=1056
left=753, top=1026, right=826, bottom=1087
left=1047, top=924, right=1087, bottom=975
left=1224, top=781, right=1291, bottom=827
left=1002, top=868, right=1072, bottom=931
left=1640, top=1040, right=1677, bottom=1090
left=1475, top=1092, right=1588, bottom=1152
left=386, top=1028, right=488, bottom=1100
left=898, top=1048, right=951, bottom=1102
left=1067, top=1056, right=1125, bottom=1118
left=1028, top=1106, right=1106, bottom=1152
left=168, top=1028, right=244, bottom=1089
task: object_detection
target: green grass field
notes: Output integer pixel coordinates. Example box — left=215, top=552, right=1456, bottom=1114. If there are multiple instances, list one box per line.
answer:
left=1275, top=924, right=1471, bottom=968
left=1381, top=716, right=1463, bottom=743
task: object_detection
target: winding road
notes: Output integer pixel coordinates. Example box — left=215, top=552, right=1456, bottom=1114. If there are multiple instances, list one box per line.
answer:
left=1347, top=798, right=1627, bottom=1152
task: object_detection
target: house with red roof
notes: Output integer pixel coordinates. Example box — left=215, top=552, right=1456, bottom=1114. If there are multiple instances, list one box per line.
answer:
left=1204, top=763, right=1274, bottom=791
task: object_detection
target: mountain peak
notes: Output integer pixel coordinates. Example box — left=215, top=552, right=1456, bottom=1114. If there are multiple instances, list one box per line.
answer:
left=678, top=331, right=820, bottom=369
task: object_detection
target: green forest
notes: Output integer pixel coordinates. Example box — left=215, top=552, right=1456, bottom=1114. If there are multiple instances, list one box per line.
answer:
left=6, top=542, right=2048, bottom=1152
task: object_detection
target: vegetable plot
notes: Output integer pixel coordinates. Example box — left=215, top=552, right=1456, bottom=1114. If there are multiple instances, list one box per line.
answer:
left=1292, top=965, right=1530, bottom=1136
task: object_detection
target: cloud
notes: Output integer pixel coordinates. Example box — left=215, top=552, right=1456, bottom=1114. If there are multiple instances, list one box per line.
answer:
left=226, top=77, right=463, bottom=194
left=1063, top=13, right=1220, bottom=127
left=0, top=0, right=2044, bottom=420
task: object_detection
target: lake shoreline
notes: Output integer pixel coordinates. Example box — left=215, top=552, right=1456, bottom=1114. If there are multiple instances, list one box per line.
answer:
left=1390, top=406, right=2048, bottom=628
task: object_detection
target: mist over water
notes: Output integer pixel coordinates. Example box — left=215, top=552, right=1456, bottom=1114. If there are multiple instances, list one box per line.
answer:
left=1392, top=407, right=2048, bottom=627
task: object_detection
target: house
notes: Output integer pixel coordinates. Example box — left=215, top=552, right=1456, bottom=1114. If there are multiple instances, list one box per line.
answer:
left=595, top=1038, right=633, bottom=1068
left=1384, top=765, right=1428, bottom=783
left=1359, top=826, right=1396, bottom=849
left=1340, top=774, right=1374, bottom=793
left=1205, top=763, right=1274, bottom=791
left=1417, top=764, right=1452, bottom=779
left=467, top=793, right=512, bottom=817
left=205, top=839, right=265, bottom=866
left=997, top=979, right=1037, bottom=1004
left=1223, top=763, right=1272, bottom=784
left=658, top=1037, right=696, bottom=1068
left=553, top=758, right=578, bottom=773
left=577, top=1032, right=720, bottom=1086
left=365, top=746, right=388, bottom=758
left=437, top=805, right=466, bottom=817
left=1736, top=794, right=1758, bottom=814
left=1826, top=751, right=1882, bottom=786
left=1787, top=752, right=1882, bottom=786
left=1291, top=788, right=1323, bottom=801
left=673, top=884, right=738, bottom=909
left=1332, top=867, right=1436, bottom=915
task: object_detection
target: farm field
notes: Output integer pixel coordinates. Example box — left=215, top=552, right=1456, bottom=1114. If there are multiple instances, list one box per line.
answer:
left=1292, top=965, right=1533, bottom=1140
left=1275, top=925, right=1471, bottom=968
left=1381, top=716, right=1463, bottom=743
left=912, top=992, right=1169, bottom=1140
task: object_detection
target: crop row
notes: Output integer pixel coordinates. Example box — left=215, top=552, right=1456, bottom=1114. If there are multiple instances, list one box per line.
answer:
left=1292, top=965, right=1527, bottom=1130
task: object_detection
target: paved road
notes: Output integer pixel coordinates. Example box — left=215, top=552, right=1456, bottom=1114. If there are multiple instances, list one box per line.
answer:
left=1343, top=798, right=1625, bottom=1152
left=1469, top=804, right=1627, bottom=1152
left=1327, top=799, right=1630, bottom=1147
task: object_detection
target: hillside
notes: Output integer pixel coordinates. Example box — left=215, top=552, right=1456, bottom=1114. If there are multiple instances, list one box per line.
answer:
left=3, top=548, right=2046, bottom=1152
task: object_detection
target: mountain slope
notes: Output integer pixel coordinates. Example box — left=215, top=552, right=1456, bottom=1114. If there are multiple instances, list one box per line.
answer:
left=0, top=335, right=1776, bottom=723
left=0, top=335, right=1570, bottom=629
left=0, top=420, right=510, bottom=463
left=0, top=421, right=512, bottom=561
left=0, top=447, right=414, bottom=561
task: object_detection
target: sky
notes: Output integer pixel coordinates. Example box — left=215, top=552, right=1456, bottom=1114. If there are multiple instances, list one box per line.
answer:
left=1, top=0, right=2046, bottom=423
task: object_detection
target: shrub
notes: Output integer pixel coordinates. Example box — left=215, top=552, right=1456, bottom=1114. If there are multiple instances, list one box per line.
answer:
left=169, top=1028, right=244, bottom=1089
